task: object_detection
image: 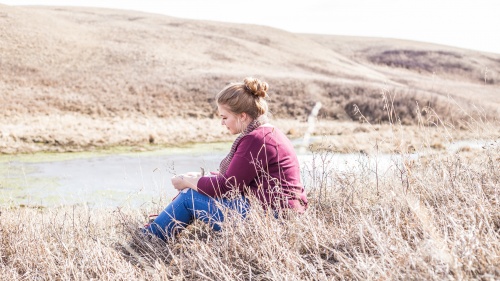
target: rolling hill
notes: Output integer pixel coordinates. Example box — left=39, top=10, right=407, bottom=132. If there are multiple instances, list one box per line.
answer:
left=1, top=4, right=499, bottom=153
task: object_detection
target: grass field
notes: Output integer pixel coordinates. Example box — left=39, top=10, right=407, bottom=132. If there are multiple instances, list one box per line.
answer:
left=1, top=119, right=499, bottom=280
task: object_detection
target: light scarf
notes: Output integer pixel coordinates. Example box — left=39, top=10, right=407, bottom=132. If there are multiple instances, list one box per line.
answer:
left=219, top=118, right=264, bottom=174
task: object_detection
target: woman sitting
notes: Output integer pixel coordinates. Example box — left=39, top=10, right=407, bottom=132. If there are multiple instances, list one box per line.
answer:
left=144, top=77, right=308, bottom=240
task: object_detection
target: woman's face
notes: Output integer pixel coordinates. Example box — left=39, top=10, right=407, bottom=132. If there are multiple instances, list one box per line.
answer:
left=218, top=104, right=244, bottom=135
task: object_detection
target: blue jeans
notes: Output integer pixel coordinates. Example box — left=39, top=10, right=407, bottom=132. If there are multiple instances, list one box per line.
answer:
left=144, top=189, right=250, bottom=240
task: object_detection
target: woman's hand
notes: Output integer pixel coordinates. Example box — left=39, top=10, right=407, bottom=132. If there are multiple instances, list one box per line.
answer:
left=171, top=175, right=187, bottom=191
left=171, top=173, right=200, bottom=192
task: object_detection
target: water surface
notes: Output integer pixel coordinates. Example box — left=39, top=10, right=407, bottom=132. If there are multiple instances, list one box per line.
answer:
left=0, top=143, right=230, bottom=208
left=1, top=139, right=452, bottom=208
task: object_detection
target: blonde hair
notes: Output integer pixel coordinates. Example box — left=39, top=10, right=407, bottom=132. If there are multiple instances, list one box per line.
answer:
left=216, top=77, right=269, bottom=119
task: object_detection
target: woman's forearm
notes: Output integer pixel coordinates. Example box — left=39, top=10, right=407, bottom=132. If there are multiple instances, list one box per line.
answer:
left=184, top=175, right=199, bottom=191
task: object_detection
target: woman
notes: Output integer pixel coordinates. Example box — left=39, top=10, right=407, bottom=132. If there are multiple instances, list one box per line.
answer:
left=144, top=77, right=307, bottom=240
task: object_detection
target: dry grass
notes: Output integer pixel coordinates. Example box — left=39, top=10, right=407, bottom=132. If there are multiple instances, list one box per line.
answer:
left=3, top=112, right=497, bottom=155
left=1, top=116, right=499, bottom=280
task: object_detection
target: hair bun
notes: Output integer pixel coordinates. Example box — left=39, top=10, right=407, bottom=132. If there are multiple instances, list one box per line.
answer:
left=244, top=77, right=268, bottom=99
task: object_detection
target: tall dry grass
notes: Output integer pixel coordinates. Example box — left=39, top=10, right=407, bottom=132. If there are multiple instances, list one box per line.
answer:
left=1, top=104, right=499, bottom=280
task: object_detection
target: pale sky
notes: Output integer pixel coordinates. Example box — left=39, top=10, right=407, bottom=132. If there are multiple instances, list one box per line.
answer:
left=2, top=0, right=499, bottom=54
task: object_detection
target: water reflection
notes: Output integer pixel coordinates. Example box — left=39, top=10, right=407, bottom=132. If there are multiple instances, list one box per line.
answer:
left=0, top=143, right=419, bottom=208
left=0, top=146, right=228, bottom=208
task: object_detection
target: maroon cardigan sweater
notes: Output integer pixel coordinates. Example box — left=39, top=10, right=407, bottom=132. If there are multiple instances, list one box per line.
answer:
left=197, top=126, right=307, bottom=213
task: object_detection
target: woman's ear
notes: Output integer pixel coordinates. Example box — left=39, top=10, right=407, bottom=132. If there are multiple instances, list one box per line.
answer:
left=240, top=112, right=248, bottom=121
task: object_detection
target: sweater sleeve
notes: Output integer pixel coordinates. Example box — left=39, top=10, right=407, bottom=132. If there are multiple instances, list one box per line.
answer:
left=197, top=134, right=270, bottom=198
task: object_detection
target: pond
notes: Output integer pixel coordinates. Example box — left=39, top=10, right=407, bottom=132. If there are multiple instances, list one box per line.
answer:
left=0, top=145, right=309, bottom=208
left=6, top=137, right=480, bottom=209
left=0, top=143, right=231, bottom=208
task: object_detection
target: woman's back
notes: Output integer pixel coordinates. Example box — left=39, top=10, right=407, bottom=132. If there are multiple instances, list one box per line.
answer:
left=198, top=126, right=307, bottom=212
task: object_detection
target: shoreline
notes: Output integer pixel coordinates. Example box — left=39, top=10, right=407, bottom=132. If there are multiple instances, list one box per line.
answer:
left=2, top=116, right=499, bottom=157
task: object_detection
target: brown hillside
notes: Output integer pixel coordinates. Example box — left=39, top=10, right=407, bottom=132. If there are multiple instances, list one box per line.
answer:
left=1, top=5, right=392, bottom=119
left=1, top=5, right=499, bottom=153
left=305, top=35, right=500, bottom=105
